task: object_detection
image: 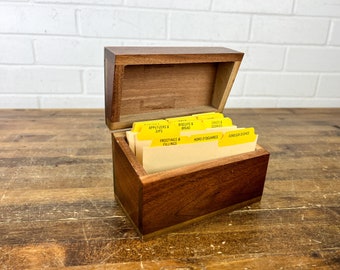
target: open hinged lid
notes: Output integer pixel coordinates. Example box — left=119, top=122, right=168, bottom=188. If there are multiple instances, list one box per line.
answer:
left=105, top=47, right=243, bottom=131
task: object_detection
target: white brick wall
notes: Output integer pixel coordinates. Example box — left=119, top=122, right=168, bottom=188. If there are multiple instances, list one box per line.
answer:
left=251, top=16, right=329, bottom=44
left=78, top=8, right=167, bottom=39
left=0, top=67, right=82, bottom=93
left=170, top=12, right=250, bottom=41
left=0, top=5, right=77, bottom=35
left=0, top=0, right=339, bottom=108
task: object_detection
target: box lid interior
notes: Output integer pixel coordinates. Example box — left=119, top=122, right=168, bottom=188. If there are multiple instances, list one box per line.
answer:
left=105, top=47, right=243, bottom=130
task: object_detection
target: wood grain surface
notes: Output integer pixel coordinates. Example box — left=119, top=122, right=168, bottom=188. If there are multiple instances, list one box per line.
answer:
left=0, top=108, right=339, bottom=269
left=113, top=133, right=269, bottom=236
left=104, top=47, right=243, bottom=130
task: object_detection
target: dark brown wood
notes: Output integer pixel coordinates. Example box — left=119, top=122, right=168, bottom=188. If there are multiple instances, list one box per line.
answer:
left=105, top=46, right=243, bottom=65
left=113, top=130, right=269, bottom=236
left=104, top=49, right=115, bottom=125
left=104, top=47, right=243, bottom=130
left=112, top=134, right=145, bottom=228
left=106, top=47, right=268, bottom=238
left=212, top=61, right=241, bottom=110
left=0, top=108, right=339, bottom=269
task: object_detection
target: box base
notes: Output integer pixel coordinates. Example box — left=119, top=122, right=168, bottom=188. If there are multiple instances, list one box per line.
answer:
left=115, top=194, right=262, bottom=240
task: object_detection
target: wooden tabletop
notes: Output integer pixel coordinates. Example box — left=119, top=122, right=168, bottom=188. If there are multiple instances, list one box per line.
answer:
left=0, top=108, right=339, bottom=269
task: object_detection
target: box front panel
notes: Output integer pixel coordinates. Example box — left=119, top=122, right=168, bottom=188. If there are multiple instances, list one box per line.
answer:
left=141, top=151, right=269, bottom=235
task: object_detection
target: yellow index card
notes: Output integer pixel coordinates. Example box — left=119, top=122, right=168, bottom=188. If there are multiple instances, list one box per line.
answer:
left=132, top=119, right=168, bottom=132
left=203, top=117, right=233, bottom=128
left=219, top=128, right=257, bottom=146
left=125, top=112, right=259, bottom=173
left=135, top=123, right=181, bottom=163
left=173, top=120, right=205, bottom=131
left=143, top=128, right=258, bottom=174
left=127, top=119, right=169, bottom=153
left=187, top=132, right=223, bottom=144
left=151, top=135, right=190, bottom=147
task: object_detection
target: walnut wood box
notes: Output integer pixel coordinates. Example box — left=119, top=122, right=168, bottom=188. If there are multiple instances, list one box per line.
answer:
left=104, top=47, right=270, bottom=239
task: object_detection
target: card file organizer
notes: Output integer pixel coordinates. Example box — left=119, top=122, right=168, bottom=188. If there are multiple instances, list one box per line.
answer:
left=104, top=47, right=270, bottom=239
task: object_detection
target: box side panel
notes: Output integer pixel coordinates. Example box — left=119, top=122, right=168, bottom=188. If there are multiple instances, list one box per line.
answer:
left=212, top=61, right=242, bottom=111
left=141, top=152, right=269, bottom=235
left=112, top=134, right=143, bottom=228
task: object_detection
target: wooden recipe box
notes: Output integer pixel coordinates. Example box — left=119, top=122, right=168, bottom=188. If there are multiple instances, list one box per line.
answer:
left=104, top=47, right=270, bottom=239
